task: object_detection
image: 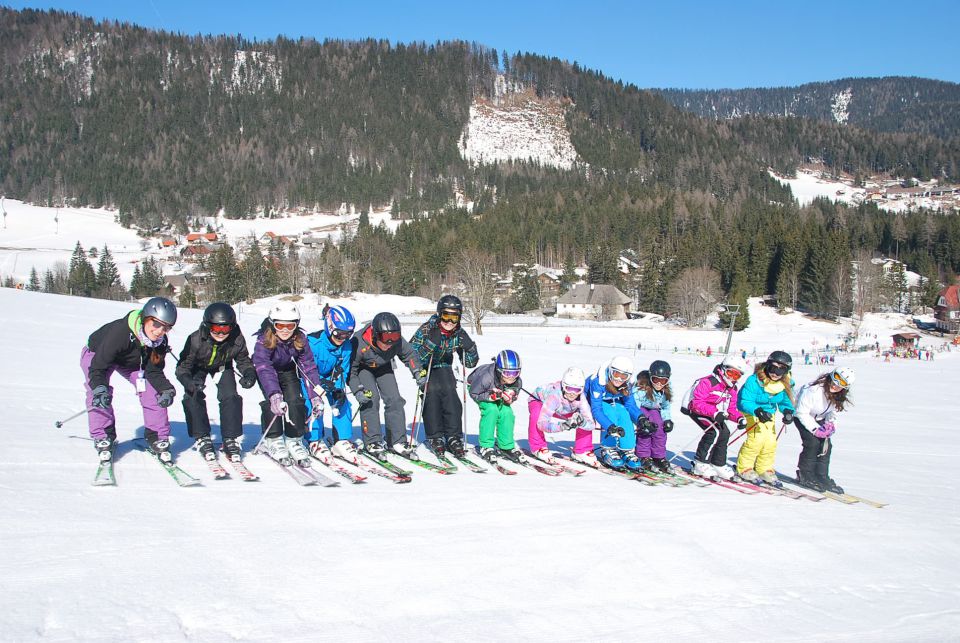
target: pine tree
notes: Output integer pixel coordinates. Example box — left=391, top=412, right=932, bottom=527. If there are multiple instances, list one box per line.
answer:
left=95, top=245, right=122, bottom=299
left=43, top=269, right=55, bottom=293
left=27, top=267, right=41, bottom=292
left=67, top=242, right=96, bottom=297
left=179, top=283, right=198, bottom=308
left=241, top=239, right=268, bottom=301
left=129, top=264, right=143, bottom=298
left=209, top=244, right=242, bottom=303
left=511, top=263, right=542, bottom=312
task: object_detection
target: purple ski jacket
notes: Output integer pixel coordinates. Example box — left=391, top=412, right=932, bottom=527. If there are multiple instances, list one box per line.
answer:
left=251, top=319, right=321, bottom=398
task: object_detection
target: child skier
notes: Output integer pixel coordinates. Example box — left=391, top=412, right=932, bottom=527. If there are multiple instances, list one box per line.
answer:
left=793, top=366, right=855, bottom=493
left=251, top=302, right=324, bottom=465
left=585, top=356, right=645, bottom=471
left=467, top=350, right=524, bottom=462
left=632, top=360, right=675, bottom=473
left=409, top=294, right=479, bottom=458
left=348, top=312, right=426, bottom=458
left=176, top=302, right=257, bottom=464
left=528, top=367, right=598, bottom=466
left=304, top=305, right=357, bottom=464
left=81, top=297, right=179, bottom=463
left=735, top=350, right=796, bottom=484
left=686, top=355, right=748, bottom=480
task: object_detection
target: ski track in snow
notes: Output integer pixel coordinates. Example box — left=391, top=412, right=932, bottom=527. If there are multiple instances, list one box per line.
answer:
left=1, top=289, right=959, bottom=641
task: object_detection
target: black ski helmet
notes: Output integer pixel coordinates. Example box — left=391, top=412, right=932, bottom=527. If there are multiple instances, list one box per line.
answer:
left=649, top=360, right=671, bottom=379
left=372, top=312, right=402, bottom=341
left=141, top=297, right=177, bottom=326
left=203, top=302, right=237, bottom=327
left=767, top=350, right=792, bottom=369
left=436, top=294, right=463, bottom=315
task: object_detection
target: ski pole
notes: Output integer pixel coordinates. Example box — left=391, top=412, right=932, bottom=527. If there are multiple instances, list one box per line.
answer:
left=666, top=416, right=720, bottom=465
left=253, top=412, right=282, bottom=454
left=461, top=357, right=468, bottom=445
left=54, top=408, right=87, bottom=428
left=408, top=355, right=433, bottom=447
left=520, top=386, right=543, bottom=402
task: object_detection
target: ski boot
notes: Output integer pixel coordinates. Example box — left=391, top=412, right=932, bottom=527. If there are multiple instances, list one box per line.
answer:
left=446, top=436, right=466, bottom=458
left=307, top=439, right=331, bottom=464
left=195, top=436, right=217, bottom=462
left=759, top=470, right=782, bottom=487
left=496, top=446, right=524, bottom=464
left=796, top=469, right=825, bottom=492
left=286, top=436, right=311, bottom=467
left=427, top=436, right=447, bottom=456
left=331, top=439, right=360, bottom=465
left=622, top=452, right=644, bottom=471
left=391, top=440, right=419, bottom=459
left=639, top=457, right=656, bottom=472
left=692, top=459, right=717, bottom=478
left=262, top=436, right=290, bottom=464
left=364, top=440, right=388, bottom=459
left=712, top=464, right=736, bottom=480
left=94, top=438, right=115, bottom=464
left=477, top=446, right=497, bottom=462
left=571, top=450, right=599, bottom=468
left=598, top=447, right=625, bottom=469
left=739, top=468, right=761, bottom=484
left=145, top=432, right=173, bottom=464
left=221, top=437, right=243, bottom=463
left=532, top=448, right=557, bottom=465
left=821, top=476, right=844, bottom=494
left=652, top=457, right=672, bottom=474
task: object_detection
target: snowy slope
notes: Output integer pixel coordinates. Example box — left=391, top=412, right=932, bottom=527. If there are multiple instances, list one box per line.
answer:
left=2, top=288, right=959, bottom=641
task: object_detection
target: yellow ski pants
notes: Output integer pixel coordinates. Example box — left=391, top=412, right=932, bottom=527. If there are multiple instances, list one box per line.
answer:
left=736, top=417, right=779, bottom=474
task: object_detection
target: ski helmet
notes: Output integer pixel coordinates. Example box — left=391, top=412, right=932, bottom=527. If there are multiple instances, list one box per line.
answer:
left=324, top=305, right=356, bottom=337
left=141, top=297, right=177, bottom=326
left=372, top=312, right=402, bottom=344
left=767, top=350, right=792, bottom=368
left=608, top=356, right=633, bottom=382
left=202, top=302, right=236, bottom=327
left=561, top=367, right=586, bottom=395
left=831, top=366, right=855, bottom=389
left=719, top=354, right=748, bottom=385
left=649, top=360, right=671, bottom=380
left=436, top=294, right=463, bottom=315
left=495, top=349, right=522, bottom=376
left=268, top=301, right=300, bottom=324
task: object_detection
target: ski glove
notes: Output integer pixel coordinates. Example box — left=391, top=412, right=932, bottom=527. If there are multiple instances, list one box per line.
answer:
left=91, top=385, right=112, bottom=409
left=156, top=389, right=176, bottom=408
left=607, top=425, right=626, bottom=438
left=239, top=370, right=257, bottom=389
left=714, top=411, right=727, bottom=424
left=330, top=388, right=347, bottom=406
left=737, top=417, right=748, bottom=430
left=309, top=397, right=324, bottom=415
left=635, top=417, right=656, bottom=437
left=781, top=410, right=795, bottom=425
left=414, top=369, right=429, bottom=389
left=663, top=419, right=674, bottom=433
left=184, top=378, right=204, bottom=397
left=457, top=330, right=476, bottom=352
left=489, top=389, right=502, bottom=402
left=813, top=421, right=836, bottom=439
left=563, top=411, right=585, bottom=430
left=269, top=393, right=287, bottom=416
left=357, top=387, right=374, bottom=401
left=501, top=389, right=517, bottom=405
left=754, top=408, right=773, bottom=423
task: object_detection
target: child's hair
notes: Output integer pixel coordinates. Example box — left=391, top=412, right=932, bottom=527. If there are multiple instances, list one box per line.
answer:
left=812, top=373, right=850, bottom=411
left=755, top=362, right=794, bottom=404
left=261, top=326, right=305, bottom=352
left=635, top=370, right=673, bottom=401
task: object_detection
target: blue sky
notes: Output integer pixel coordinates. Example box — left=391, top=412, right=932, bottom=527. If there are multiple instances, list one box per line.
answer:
left=6, top=0, right=959, bottom=89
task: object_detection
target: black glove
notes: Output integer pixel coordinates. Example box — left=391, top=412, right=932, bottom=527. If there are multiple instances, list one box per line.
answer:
left=91, top=384, right=112, bottom=409
left=738, top=417, right=747, bottom=430
left=713, top=411, right=727, bottom=424
left=239, top=371, right=257, bottom=389
left=754, top=408, right=773, bottom=423
left=156, top=389, right=176, bottom=408
left=663, top=420, right=674, bottom=433
left=782, top=410, right=795, bottom=425
left=607, top=425, right=626, bottom=438
left=563, top=411, right=585, bottom=430
left=331, top=388, right=347, bottom=405
left=635, top=417, right=656, bottom=437
left=185, top=378, right=205, bottom=397
left=458, top=330, right=476, bottom=352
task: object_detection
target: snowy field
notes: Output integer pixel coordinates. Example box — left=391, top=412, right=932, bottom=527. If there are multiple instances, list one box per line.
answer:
left=2, top=288, right=959, bottom=641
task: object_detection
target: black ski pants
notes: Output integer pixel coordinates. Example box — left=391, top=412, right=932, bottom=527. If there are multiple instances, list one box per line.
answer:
left=258, top=367, right=307, bottom=439
left=421, top=367, right=462, bottom=442
left=352, top=365, right=408, bottom=447
left=795, top=419, right=832, bottom=480
left=182, top=369, right=243, bottom=441
left=691, top=413, right=730, bottom=466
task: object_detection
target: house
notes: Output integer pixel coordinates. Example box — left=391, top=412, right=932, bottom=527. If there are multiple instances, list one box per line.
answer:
left=259, top=231, right=296, bottom=246
left=181, top=244, right=214, bottom=261
left=162, top=273, right=192, bottom=303
left=891, top=332, right=921, bottom=348
left=159, top=236, right=178, bottom=248
left=556, top=283, right=632, bottom=320
left=934, top=284, right=960, bottom=333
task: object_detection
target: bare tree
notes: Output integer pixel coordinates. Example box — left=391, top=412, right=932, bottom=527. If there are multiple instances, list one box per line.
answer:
left=830, top=260, right=851, bottom=320
left=452, top=248, right=495, bottom=335
left=850, top=250, right=881, bottom=341
left=666, top=267, right=722, bottom=327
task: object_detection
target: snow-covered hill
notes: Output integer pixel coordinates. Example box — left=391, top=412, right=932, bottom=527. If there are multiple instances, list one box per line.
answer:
left=2, top=288, right=958, bottom=640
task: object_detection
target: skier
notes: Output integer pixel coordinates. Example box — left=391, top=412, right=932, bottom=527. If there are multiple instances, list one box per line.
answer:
left=304, top=304, right=357, bottom=464
left=81, top=297, right=179, bottom=464
left=585, top=356, right=645, bottom=470
left=793, top=366, right=855, bottom=493
left=735, top=350, right=796, bottom=485
left=409, top=294, right=479, bottom=457
left=348, top=312, right=426, bottom=458
left=527, top=367, right=598, bottom=466
left=251, top=302, right=324, bottom=465
left=467, top=350, right=524, bottom=462
left=632, top=360, right=675, bottom=473
left=685, top=355, right=748, bottom=480
left=176, top=302, right=257, bottom=464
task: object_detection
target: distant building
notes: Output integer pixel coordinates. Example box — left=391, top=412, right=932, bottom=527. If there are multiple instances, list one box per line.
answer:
left=934, top=284, right=960, bottom=333
left=556, top=283, right=631, bottom=320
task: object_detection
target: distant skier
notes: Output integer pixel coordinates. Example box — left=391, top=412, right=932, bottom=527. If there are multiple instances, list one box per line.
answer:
left=735, top=350, right=796, bottom=485
left=409, top=294, right=479, bottom=457
left=527, top=366, right=598, bottom=467
left=81, top=297, right=178, bottom=464
left=348, top=312, right=425, bottom=458
left=303, top=305, right=358, bottom=464
left=251, top=302, right=323, bottom=465
left=467, top=349, right=524, bottom=463
left=632, top=360, right=675, bottom=473
left=585, top=356, right=645, bottom=471
left=176, top=302, right=257, bottom=464
left=685, top=355, right=747, bottom=480
left=793, top=366, right=855, bottom=494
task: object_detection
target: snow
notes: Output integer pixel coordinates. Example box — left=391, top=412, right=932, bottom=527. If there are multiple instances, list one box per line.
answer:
left=831, top=87, right=853, bottom=124
left=770, top=170, right=866, bottom=207
left=2, top=287, right=959, bottom=641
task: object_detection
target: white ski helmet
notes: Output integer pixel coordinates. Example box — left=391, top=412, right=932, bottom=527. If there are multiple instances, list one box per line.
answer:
left=831, top=366, right=855, bottom=389
left=561, top=367, right=586, bottom=393
left=269, top=301, right=301, bottom=324
left=607, top=356, right=633, bottom=381
left=719, top=354, right=748, bottom=386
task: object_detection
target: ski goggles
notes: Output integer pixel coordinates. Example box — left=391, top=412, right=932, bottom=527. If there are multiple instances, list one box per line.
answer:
left=651, top=376, right=670, bottom=386
left=499, top=369, right=521, bottom=379
left=766, top=361, right=789, bottom=377
left=145, top=317, right=173, bottom=332
left=377, top=331, right=402, bottom=345
left=439, top=312, right=461, bottom=324
left=561, top=385, right=583, bottom=398
left=724, top=368, right=743, bottom=382
left=609, top=369, right=630, bottom=383
left=331, top=329, right=353, bottom=341
left=273, top=321, right=298, bottom=331
left=209, top=323, right=233, bottom=335
left=831, top=371, right=849, bottom=389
